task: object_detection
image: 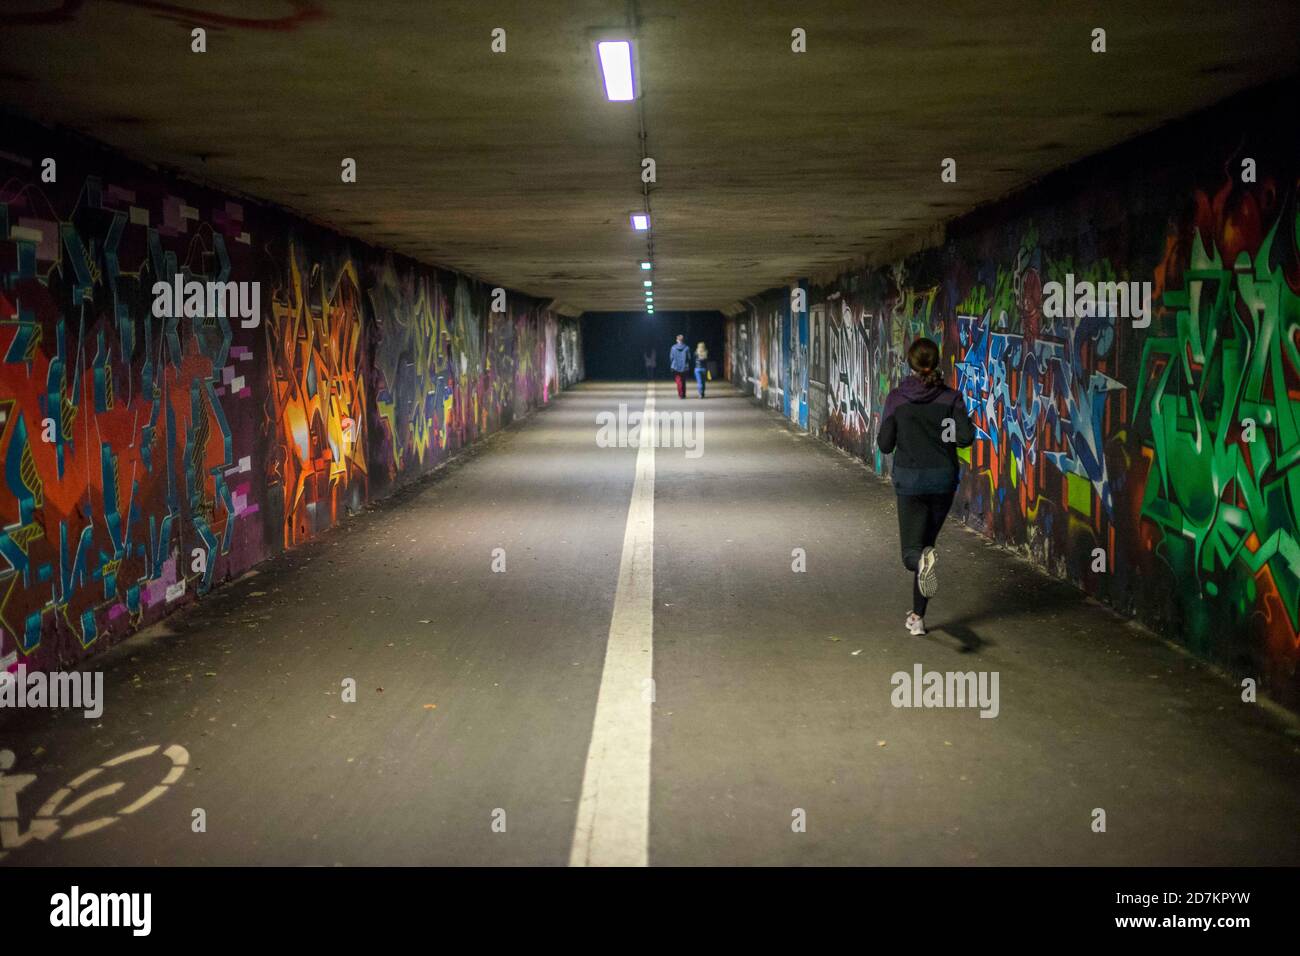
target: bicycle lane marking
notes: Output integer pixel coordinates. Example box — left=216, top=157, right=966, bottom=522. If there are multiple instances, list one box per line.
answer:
left=0, top=744, right=190, bottom=857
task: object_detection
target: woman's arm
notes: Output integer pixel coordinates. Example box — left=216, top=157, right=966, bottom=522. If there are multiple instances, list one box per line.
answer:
left=878, top=410, right=897, bottom=454
left=952, top=395, right=975, bottom=448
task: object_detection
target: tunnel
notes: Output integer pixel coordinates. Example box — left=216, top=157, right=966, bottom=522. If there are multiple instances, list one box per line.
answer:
left=0, top=0, right=1298, bottom=939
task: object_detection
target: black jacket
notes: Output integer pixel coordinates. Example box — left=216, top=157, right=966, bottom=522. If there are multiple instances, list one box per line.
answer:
left=878, top=376, right=975, bottom=495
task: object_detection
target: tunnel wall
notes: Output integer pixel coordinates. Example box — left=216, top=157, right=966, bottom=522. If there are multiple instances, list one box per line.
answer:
left=725, top=78, right=1300, bottom=707
left=0, top=114, right=583, bottom=676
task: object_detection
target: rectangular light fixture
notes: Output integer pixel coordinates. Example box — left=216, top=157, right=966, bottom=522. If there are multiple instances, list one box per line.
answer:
left=631, top=213, right=649, bottom=231
left=640, top=262, right=652, bottom=270
left=643, top=280, right=652, bottom=287
left=597, top=41, right=635, bottom=101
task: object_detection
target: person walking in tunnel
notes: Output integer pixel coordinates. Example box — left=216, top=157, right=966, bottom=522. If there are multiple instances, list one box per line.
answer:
left=878, top=338, right=974, bottom=636
left=693, top=341, right=709, bottom=398
left=669, top=334, right=691, bottom=399
left=644, top=347, right=657, bottom=380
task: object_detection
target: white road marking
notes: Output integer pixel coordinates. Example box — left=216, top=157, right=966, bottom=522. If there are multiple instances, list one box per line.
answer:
left=570, top=383, right=656, bottom=867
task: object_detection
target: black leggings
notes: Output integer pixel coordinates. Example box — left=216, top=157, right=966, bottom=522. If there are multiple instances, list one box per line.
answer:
left=896, top=492, right=954, bottom=616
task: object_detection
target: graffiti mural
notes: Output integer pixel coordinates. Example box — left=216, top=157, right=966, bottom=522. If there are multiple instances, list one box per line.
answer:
left=0, top=170, right=259, bottom=671
left=264, top=240, right=369, bottom=547
left=825, top=296, right=868, bottom=457
left=0, top=116, right=581, bottom=676
left=1136, top=179, right=1300, bottom=683
left=367, top=255, right=451, bottom=486
left=951, top=239, right=1127, bottom=572
left=556, top=316, right=583, bottom=390
left=725, top=88, right=1299, bottom=705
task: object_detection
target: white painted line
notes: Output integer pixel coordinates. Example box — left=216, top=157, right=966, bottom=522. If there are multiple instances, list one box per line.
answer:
left=570, top=383, right=655, bottom=867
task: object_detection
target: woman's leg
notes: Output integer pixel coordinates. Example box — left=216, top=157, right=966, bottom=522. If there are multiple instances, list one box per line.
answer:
left=923, top=492, right=955, bottom=548
left=895, top=494, right=929, bottom=617
left=695, top=368, right=706, bottom=396
left=914, top=492, right=955, bottom=603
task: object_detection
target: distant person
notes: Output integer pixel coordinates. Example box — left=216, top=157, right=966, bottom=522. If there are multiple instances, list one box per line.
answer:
left=878, top=338, right=974, bottom=636
left=693, top=342, right=709, bottom=398
left=643, top=348, right=657, bottom=380
left=669, top=334, right=691, bottom=399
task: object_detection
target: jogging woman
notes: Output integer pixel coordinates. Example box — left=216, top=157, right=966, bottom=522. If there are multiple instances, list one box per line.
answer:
left=877, top=338, right=974, bottom=635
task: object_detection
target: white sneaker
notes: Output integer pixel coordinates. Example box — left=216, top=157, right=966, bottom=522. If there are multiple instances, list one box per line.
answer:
left=917, top=547, right=939, bottom=598
left=905, top=612, right=926, bottom=636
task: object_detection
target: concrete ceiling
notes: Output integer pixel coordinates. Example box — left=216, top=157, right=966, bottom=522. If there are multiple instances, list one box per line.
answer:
left=2, top=0, right=1298, bottom=312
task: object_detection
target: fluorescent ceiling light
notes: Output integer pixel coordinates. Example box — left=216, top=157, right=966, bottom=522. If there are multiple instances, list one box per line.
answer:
left=597, top=41, right=635, bottom=101
left=643, top=280, right=652, bottom=287
left=631, top=213, right=649, bottom=231
left=640, top=262, right=652, bottom=270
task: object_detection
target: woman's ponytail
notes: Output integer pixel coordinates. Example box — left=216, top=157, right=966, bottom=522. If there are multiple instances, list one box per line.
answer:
left=907, top=338, right=944, bottom=387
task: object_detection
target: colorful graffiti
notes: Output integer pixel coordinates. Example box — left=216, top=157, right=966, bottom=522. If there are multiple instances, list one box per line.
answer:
left=951, top=239, right=1127, bottom=566
left=368, top=256, right=450, bottom=484
left=1137, top=182, right=1300, bottom=676
left=826, top=297, right=868, bottom=455
left=264, top=241, right=369, bottom=547
left=0, top=173, right=257, bottom=669
left=0, top=117, right=581, bottom=676
left=725, top=100, right=1300, bottom=704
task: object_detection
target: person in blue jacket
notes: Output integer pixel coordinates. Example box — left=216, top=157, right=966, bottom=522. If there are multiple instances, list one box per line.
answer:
left=693, top=342, right=709, bottom=398
left=668, top=334, right=691, bottom=399
left=878, top=338, right=975, bottom=636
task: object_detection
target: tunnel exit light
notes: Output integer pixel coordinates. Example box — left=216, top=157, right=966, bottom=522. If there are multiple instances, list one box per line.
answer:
left=631, top=214, right=649, bottom=231
left=597, top=41, right=636, bottom=101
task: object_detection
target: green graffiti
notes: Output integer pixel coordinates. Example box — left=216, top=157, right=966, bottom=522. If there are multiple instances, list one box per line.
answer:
left=1137, top=218, right=1300, bottom=634
left=956, top=282, right=989, bottom=318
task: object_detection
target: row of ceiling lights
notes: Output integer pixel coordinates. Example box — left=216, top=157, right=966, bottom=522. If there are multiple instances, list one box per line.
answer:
left=598, top=39, right=654, bottom=315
